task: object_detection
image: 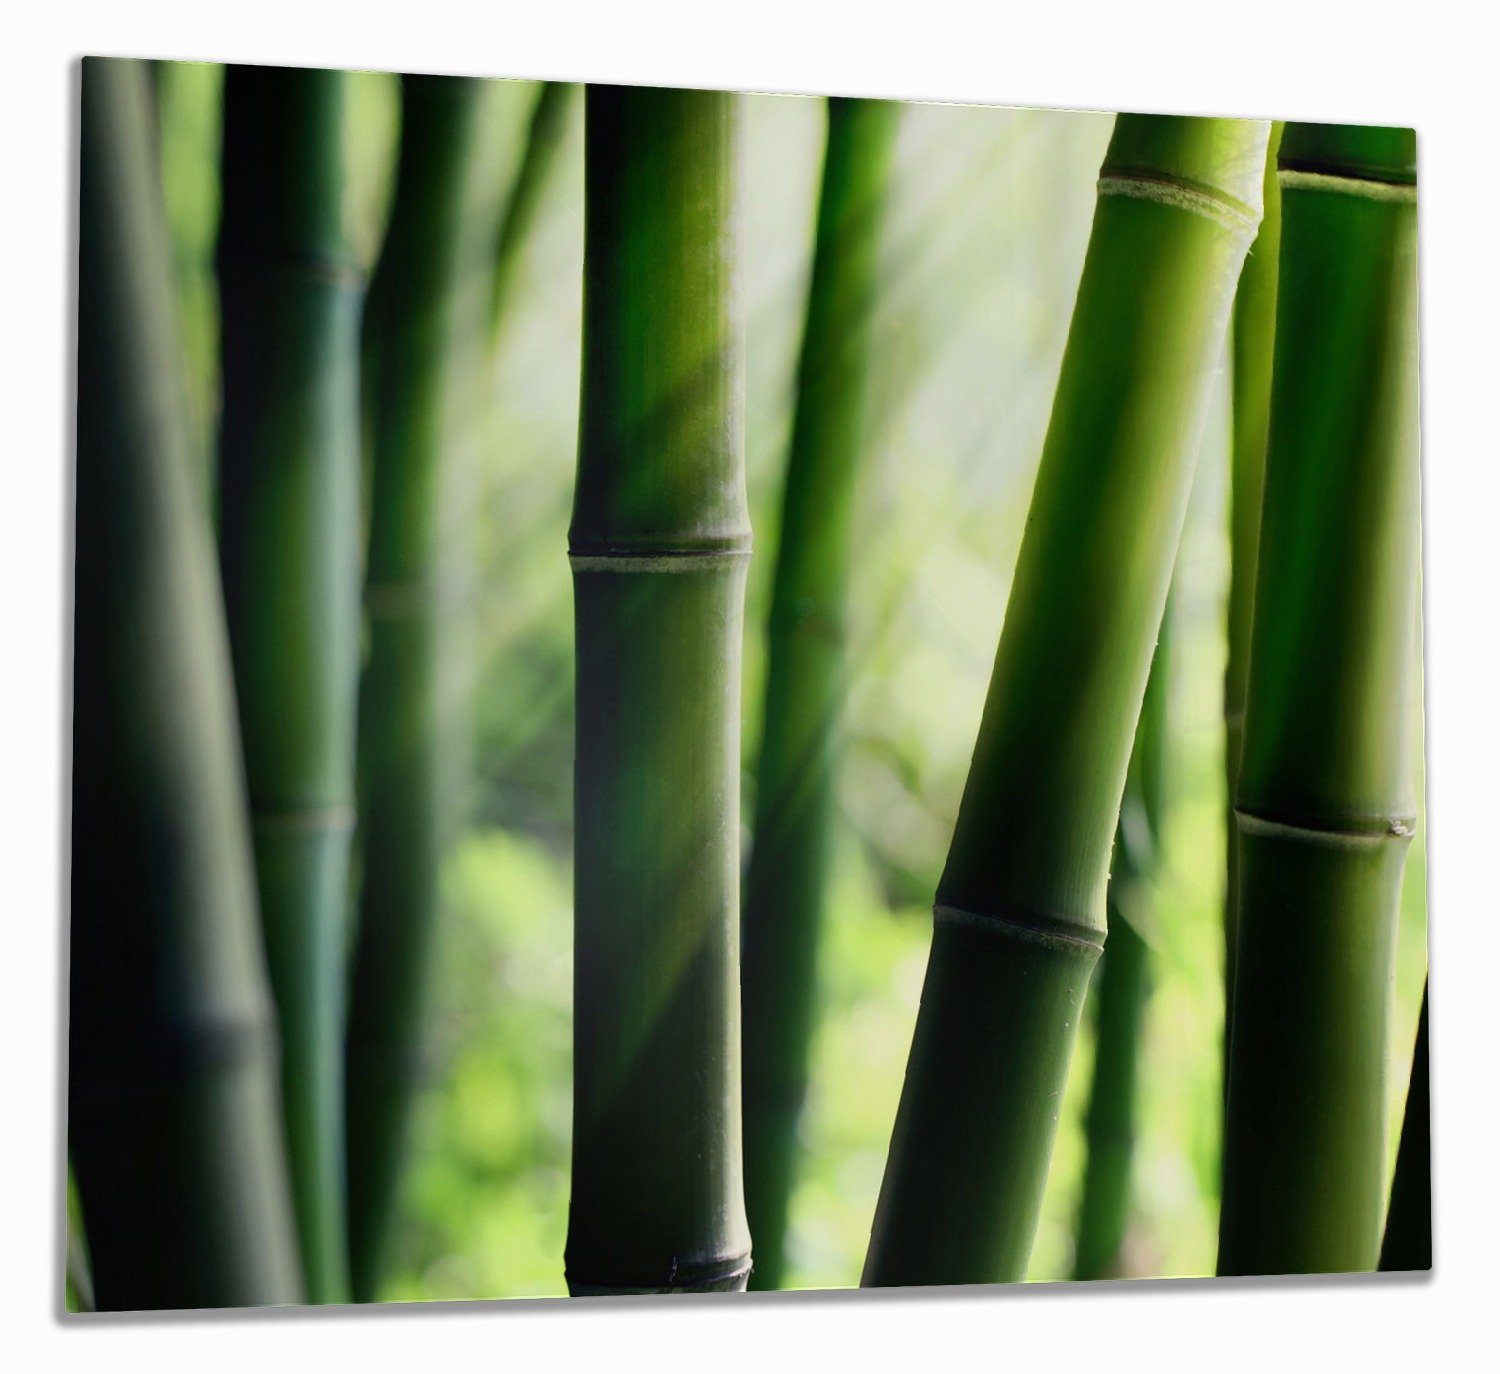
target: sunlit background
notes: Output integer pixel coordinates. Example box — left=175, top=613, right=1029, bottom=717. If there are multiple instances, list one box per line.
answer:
left=153, top=65, right=1428, bottom=1299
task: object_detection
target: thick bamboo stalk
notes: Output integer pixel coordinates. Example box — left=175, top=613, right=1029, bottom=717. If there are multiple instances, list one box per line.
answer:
left=565, top=85, right=752, bottom=1296
left=345, top=74, right=483, bottom=1303
left=1072, top=607, right=1171, bottom=1281
left=1223, top=123, right=1283, bottom=1052
left=740, top=95, right=900, bottom=1292
left=216, top=64, right=361, bottom=1305
left=489, top=81, right=574, bottom=340
left=1380, top=981, right=1431, bottom=1271
left=863, top=115, right=1269, bottom=1288
left=1218, top=123, right=1420, bottom=1276
left=70, top=56, right=302, bottom=1311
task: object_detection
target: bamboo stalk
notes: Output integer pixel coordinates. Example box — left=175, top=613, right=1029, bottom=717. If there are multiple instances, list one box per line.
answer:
left=1223, top=123, right=1283, bottom=1054
left=1072, top=605, right=1171, bottom=1281
left=863, top=115, right=1269, bottom=1288
left=489, top=81, right=574, bottom=342
left=344, top=73, right=483, bottom=1303
left=1380, top=981, right=1431, bottom=1271
left=565, top=85, right=752, bottom=1296
left=740, top=95, right=900, bottom=1292
left=70, top=55, right=302, bottom=1311
left=216, top=64, right=361, bottom=1305
left=1218, top=123, right=1420, bottom=1276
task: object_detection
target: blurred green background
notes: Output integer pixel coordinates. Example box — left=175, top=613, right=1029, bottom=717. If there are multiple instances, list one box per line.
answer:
left=154, top=65, right=1428, bottom=1299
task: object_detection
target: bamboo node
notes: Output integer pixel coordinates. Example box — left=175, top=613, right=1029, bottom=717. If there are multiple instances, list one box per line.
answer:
left=569, top=548, right=751, bottom=574
left=933, top=901, right=1105, bottom=954
left=252, top=804, right=357, bottom=834
left=1234, top=805, right=1418, bottom=845
left=1277, top=169, right=1418, bottom=204
left=1096, top=174, right=1260, bottom=236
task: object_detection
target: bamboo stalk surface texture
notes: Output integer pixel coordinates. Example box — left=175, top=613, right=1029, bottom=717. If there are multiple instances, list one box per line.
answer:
left=345, top=74, right=482, bottom=1302
left=217, top=64, right=361, bottom=1304
left=1218, top=122, right=1420, bottom=1276
left=1380, top=981, right=1431, bottom=1271
left=565, top=85, right=753, bottom=1296
left=71, top=55, right=302, bottom=1311
left=863, top=114, right=1269, bottom=1288
left=740, top=95, right=900, bottom=1291
left=1072, top=609, right=1171, bottom=1280
left=1223, top=123, right=1283, bottom=1050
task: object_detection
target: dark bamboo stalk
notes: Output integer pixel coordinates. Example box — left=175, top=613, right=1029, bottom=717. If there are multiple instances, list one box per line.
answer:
left=70, top=55, right=301, bottom=1311
left=565, top=85, right=752, bottom=1296
left=863, top=115, right=1269, bottom=1288
left=1223, top=123, right=1283, bottom=1054
left=216, top=64, right=362, bottom=1304
left=489, top=81, right=574, bottom=341
left=1218, top=123, right=1420, bottom=1276
left=1072, top=606, right=1171, bottom=1280
left=740, top=95, right=901, bottom=1292
left=345, top=74, right=483, bottom=1303
left=1380, top=981, right=1431, bottom=1271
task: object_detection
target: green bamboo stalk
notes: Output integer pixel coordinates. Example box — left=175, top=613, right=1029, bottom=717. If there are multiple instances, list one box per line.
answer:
left=565, top=85, right=752, bottom=1296
left=344, top=74, right=483, bottom=1303
left=1072, top=605, right=1171, bottom=1281
left=1218, top=123, right=1420, bottom=1277
left=489, top=81, right=574, bottom=341
left=70, top=55, right=302, bottom=1311
left=1223, top=123, right=1283, bottom=1053
left=1380, top=981, right=1431, bottom=1271
left=740, top=95, right=900, bottom=1293
left=863, top=115, right=1269, bottom=1289
left=216, top=64, right=361, bottom=1305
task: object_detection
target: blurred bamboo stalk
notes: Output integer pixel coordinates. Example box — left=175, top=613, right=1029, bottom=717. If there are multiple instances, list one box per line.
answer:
left=565, top=86, right=753, bottom=1295
left=489, top=81, right=575, bottom=342
left=70, top=56, right=302, bottom=1311
left=1380, top=981, right=1431, bottom=1271
left=864, top=115, right=1270, bottom=1287
left=1223, top=123, right=1283, bottom=1060
left=740, top=95, right=901, bottom=1292
left=1072, top=603, right=1171, bottom=1280
left=1219, top=123, right=1420, bottom=1275
left=216, top=64, right=362, bottom=1304
left=345, top=74, right=483, bottom=1302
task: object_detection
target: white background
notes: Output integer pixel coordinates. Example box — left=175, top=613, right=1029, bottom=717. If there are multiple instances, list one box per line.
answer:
left=5, top=2, right=1495, bottom=1369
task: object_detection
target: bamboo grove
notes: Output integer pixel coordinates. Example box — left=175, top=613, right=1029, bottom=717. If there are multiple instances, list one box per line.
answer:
left=68, top=57, right=1429, bottom=1309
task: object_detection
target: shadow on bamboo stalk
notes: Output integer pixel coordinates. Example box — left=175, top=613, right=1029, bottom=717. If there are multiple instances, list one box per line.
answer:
left=1219, top=123, right=1420, bottom=1277
left=217, top=63, right=363, bottom=1305
left=863, top=114, right=1270, bottom=1289
left=1380, top=980, right=1431, bottom=1272
left=565, top=85, right=752, bottom=1296
left=70, top=55, right=302, bottom=1312
left=345, top=74, right=483, bottom=1304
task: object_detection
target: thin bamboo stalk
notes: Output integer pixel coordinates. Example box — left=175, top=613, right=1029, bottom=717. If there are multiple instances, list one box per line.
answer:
left=1380, top=981, right=1431, bottom=1271
left=740, top=95, right=901, bottom=1292
left=1218, top=123, right=1420, bottom=1276
left=70, top=55, right=302, bottom=1311
left=1072, top=605, right=1171, bottom=1281
left=489, top=81, right=574, bottom=341
left=565, top=85, right=752, bottom=1296
left=863, top=115, right=1269, bottom=1288
left=216, top=64, right=361, bottom=1304
left=1223, top=123, right=1283, bottom=1054
left=344, top=74, right=483, bottom=1303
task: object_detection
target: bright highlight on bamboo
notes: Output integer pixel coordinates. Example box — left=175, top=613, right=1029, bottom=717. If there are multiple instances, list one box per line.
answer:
left=1218, top=123, right=1420, bottom=1276
left=344, top=74, right=483, bottom=1302
left=70, top=56, right=302, bottom=1311
left=863, top=114, right=1270, bottom=1288
left=565, top=85, right=753, bottom=1295
left=216, top=64, right=362, bottom=1304
left=740, top=95, right=901, bottom=1292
